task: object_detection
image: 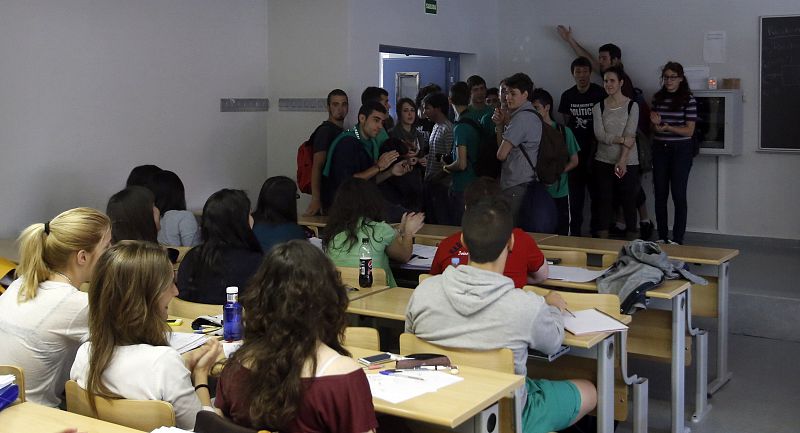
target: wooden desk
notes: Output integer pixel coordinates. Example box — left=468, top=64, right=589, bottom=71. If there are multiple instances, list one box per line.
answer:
left=347, top=287, right=412, bottom=321
left=347, top=285, right=391, bottom=301
left=0, top=401, right=145, bottom=433
left=538, top=235, right=738, bottom=396
left=298, top=215, right=328, bottom=228
left=347, top=346, right=523, bottom=429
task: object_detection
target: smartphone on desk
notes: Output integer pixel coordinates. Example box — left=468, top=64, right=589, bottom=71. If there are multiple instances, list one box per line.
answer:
left=358, top=353, right=393, bottom=366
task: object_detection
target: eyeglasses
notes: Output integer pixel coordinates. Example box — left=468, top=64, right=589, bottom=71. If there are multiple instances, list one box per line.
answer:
left=662, top=75, right=681, bottom=81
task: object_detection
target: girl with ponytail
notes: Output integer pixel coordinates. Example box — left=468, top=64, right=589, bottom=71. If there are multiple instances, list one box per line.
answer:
left=0, top=207, right=111, bottom=407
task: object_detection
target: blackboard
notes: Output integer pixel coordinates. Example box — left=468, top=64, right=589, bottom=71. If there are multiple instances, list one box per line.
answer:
left=760, top=15, right=800, bottom=151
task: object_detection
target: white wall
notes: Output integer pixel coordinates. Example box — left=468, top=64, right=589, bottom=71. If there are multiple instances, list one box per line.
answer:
left=497, top=0, right=800, bottom=240
left=0, top=0, right=268, bottom=238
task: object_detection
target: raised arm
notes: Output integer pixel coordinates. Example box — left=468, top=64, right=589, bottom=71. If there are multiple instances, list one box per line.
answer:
left=556, top=25, right=601, bottom=73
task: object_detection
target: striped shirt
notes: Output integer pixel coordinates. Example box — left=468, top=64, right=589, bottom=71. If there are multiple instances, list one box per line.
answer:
left=425, top=120, right=453, bottom=181
left=651, top=95, right=697, bottom=142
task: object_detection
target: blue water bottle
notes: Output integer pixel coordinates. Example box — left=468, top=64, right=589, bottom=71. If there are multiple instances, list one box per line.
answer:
left=223, top=286, right=242, bottom=341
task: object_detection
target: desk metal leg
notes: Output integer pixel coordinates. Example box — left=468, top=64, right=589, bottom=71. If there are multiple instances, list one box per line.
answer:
left=618, top=331, right=649, bottom=433
left=597, top=336, right=615, bottom=433
left=672, top=292, right=690, bottom=433
left=709, top=261, right=733, bottom=395
left=685, top=286, right=712, bottom=423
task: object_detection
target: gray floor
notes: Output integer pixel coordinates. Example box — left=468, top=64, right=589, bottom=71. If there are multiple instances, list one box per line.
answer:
left=616, top=232, right=800, bottom=433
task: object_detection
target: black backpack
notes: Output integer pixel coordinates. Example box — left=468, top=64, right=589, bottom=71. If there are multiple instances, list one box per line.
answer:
left=517, top=109, right=568, bottom=186
left=454, top=117, right=501, bottom=179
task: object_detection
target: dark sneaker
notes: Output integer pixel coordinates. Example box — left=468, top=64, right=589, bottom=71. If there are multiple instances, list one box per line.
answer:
left=639, top=220, right=654, bottom=240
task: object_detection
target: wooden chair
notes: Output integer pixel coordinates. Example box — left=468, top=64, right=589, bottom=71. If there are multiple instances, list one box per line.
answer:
left=195, top=410, right=261, bottom=433
left=65, top=380, right=176, bottom=431
left=337, top=266, right=388, bottom=287
left=600, top=253, right=617, bottom=268
left=544, top=250, right=588, bottom=267
left=399, top=333, right=518, bottom=433
left=343, top=327, right=380, bottom=350
left=0, top=365, right=25, bottom=403
left=0, top=257, right=16, bottom=294
left=168, top=297, right=223, bottom=319
left=418, top=273, right=432, bottom=284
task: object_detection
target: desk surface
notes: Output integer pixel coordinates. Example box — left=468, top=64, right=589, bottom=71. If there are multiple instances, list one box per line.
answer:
left=348, top=346, right=523, bottom=428
left=0, top=402, right=145, bottom=433
left=538, top=236, right=739, bottom=265
left=348, top=284, right=391, bottom=301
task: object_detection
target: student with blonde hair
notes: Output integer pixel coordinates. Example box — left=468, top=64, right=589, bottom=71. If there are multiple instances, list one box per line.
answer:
left=70, top=241, right=221, bottom=430
left=0, top=207, right=111, bottom=407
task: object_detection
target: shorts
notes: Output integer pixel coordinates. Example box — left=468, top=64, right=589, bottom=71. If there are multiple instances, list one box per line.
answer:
left=522, top=377, right=581, bottom=433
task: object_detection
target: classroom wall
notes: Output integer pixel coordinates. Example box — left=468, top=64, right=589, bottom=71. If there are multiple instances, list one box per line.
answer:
left=267, top=0, right=500, bottom=212
left=0, top=0, right=268, bottom=239
left=497, top=0, right=800, bottom=240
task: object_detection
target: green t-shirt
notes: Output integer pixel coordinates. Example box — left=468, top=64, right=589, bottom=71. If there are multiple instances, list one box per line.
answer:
left=326, top=218, right=397, bottom=287
left=546, top=121, right=580, bottom=198
left=451, top=111, right=481, bottom=193
left=469, top=105, right=496, bottom=136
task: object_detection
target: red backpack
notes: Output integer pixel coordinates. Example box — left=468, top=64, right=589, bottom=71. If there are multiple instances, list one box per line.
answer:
left=296, top=139, right=313, bottom=194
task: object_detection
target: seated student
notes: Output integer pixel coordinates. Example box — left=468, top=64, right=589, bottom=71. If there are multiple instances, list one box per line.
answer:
left=430, top=178, right=548, bottom=286
left=215, top=240, right=378, bottom=432
left=252, top=176, right=306, bottom=252
left=0, top=208, right=111, bottom=407
left=106, top=186, right=160, bottom=243
left=406, top=197, right=597, bottom=433
left=70, top=241, right=222, bottom=430
left=177, top=189, right=262, bottom=304
left=323, top=178, right=424, bottom=288
left=152, top=170, right=200, bottom=247
left=125, top=164, right=162, bottom=193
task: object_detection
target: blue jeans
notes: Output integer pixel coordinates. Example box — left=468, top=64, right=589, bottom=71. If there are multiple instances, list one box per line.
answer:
left=652, top=140, right=693, bottom=243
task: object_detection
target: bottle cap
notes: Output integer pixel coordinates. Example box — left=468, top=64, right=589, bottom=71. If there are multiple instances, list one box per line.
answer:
left=451, top=257, right=460, bottom=264
left=226, top=286, right=239, bottom=294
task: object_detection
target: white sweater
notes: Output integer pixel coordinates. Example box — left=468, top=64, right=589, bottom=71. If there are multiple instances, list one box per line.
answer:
left=0, top=279, right=89, bottom=407
left=71, top=342, right=202, bottom=430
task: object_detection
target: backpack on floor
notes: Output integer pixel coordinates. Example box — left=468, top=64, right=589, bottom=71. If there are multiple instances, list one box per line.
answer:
left=455, top=117, right=500, bottom=178
left=519, top=109, right=568, bottom=186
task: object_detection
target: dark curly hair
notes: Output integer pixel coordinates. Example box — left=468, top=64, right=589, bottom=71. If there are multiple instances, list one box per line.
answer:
left=228, top=240, right=350, bottom=429
left=322, top=178, right=386, bottom=252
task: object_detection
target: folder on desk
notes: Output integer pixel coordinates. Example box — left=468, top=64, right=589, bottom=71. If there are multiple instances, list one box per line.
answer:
left=563, top=309, right=628, bottom=335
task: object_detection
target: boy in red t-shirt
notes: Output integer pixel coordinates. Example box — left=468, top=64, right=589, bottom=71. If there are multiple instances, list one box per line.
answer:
left=430, top=178, right=548, bottom=287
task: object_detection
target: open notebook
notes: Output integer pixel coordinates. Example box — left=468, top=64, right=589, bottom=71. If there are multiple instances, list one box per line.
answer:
left=563, top=309, right=628, bottom=335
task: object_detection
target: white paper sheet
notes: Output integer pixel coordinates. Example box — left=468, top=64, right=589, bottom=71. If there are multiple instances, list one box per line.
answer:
left=548, top=265, right=609, bottom=283
left=412, top=244, right=437, bottom=259
left=563, top=309, right=628, bottom=335
left=168, top=332, right=208, bottom=354
left=704, top=31, right=726, bottom=63
left=0, top=375, right=15, bottom=389
left=366, top=371, right=464, bottom=404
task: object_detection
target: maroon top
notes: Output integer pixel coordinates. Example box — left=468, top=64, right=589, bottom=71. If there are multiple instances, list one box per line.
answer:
left=215, top=360, right=378, bottom=433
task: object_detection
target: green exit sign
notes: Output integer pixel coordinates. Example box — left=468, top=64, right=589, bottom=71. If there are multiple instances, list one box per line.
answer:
left=425, top=0, right=437, bottom=15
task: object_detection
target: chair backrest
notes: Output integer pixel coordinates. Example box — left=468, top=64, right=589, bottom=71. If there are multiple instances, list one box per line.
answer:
left=418, top=273, right=432, bottom=284
left=399, top=333, right=515, bottom=374
left=168, top=297, right=223, bottom=318
left=600, top=253, right=618, bottom=268
left=337, top=266, right=388, bottom=287
left=0, top=257, right=16, bottom=293
left=522, top=285, right=623, bottom=319
left=544, top=250, right=588, bottom=266
left=65, top=380, right=176, bottom=431
left=195, top=410, right=262, bottom=433
left=0, top=365, right=25, bottom=402
left=343, top=327, right=380, bottom=351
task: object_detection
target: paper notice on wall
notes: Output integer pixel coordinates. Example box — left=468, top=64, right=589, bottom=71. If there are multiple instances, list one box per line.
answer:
left=704, top=31, right=726, bottom=63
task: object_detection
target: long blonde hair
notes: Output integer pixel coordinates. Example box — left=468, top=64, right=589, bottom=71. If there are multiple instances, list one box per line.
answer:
left=85, top=240, right=174, bottom=413
left=15, top=207, right=110, bottom=302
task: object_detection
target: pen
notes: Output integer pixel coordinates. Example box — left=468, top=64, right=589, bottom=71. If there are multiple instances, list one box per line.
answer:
left=379, top=370, right=424, bottom=381
left=565, top=308, right=577, bottom=318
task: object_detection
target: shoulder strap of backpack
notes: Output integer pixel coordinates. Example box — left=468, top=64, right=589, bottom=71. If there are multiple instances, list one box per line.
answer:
left=600, top=100, right=605, bottom=113
left=627, top=100, right=634, bottom=114
left=516, top=109, right=542, bottom=173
